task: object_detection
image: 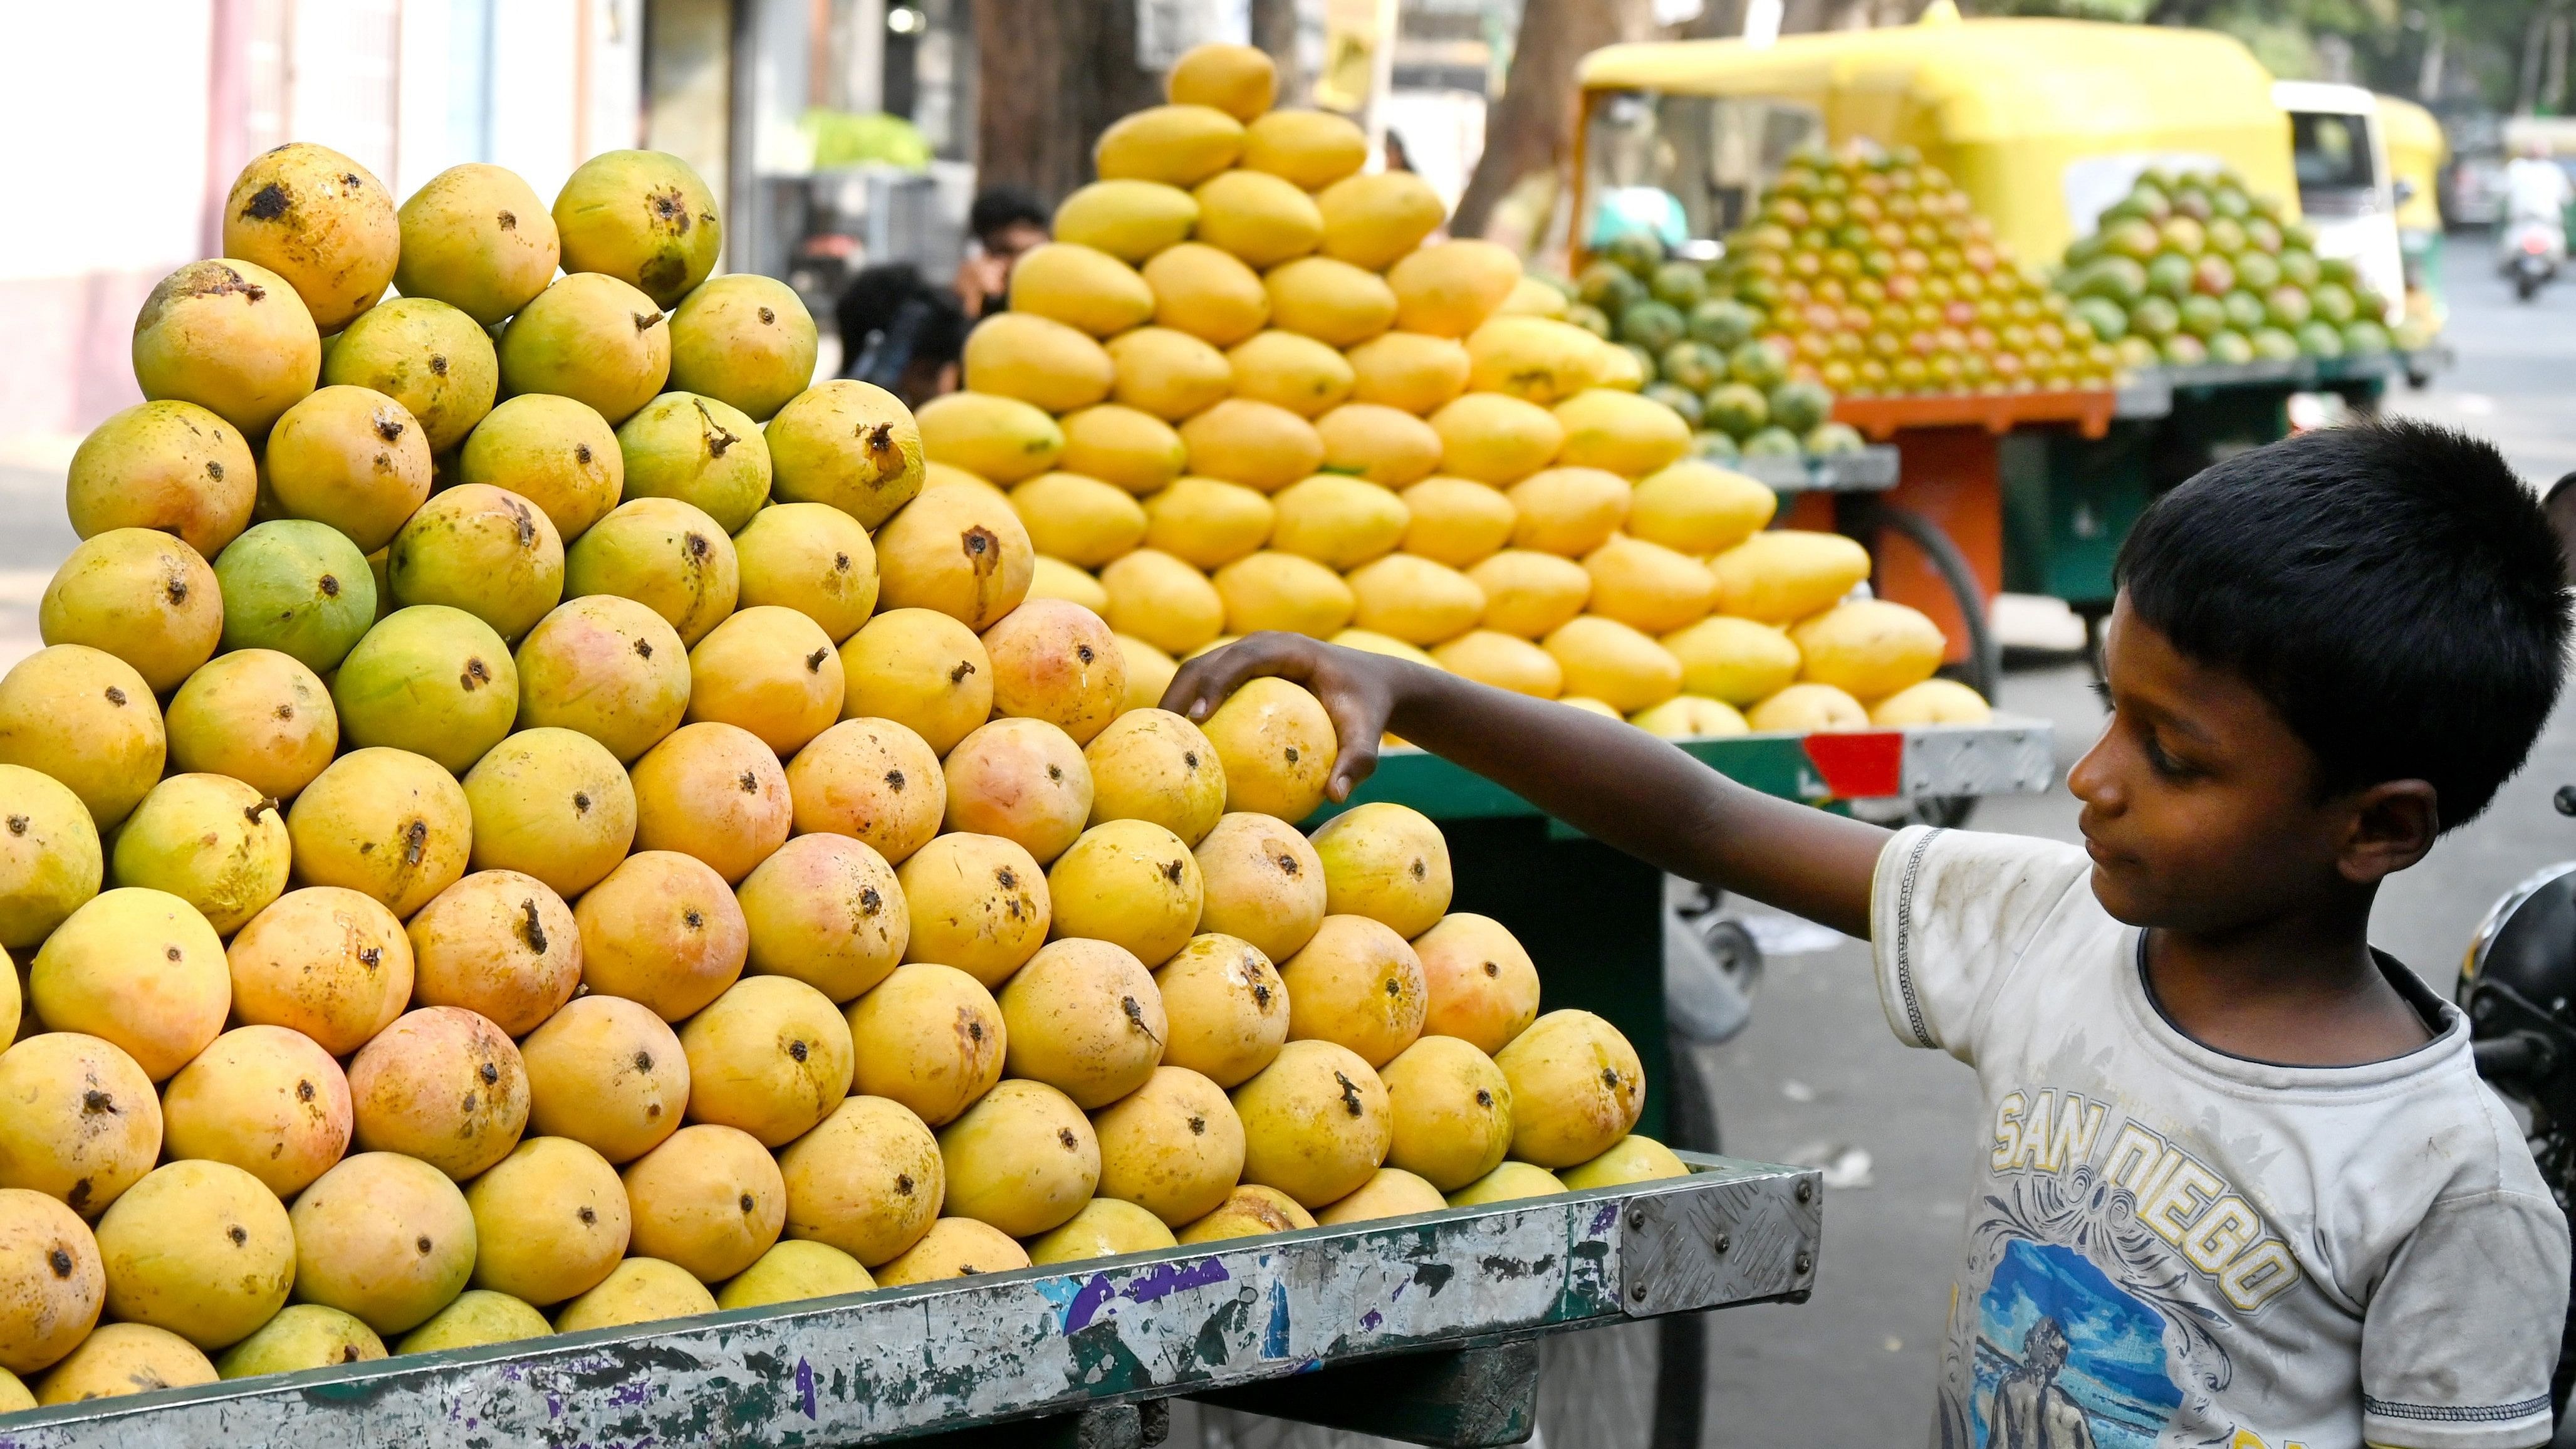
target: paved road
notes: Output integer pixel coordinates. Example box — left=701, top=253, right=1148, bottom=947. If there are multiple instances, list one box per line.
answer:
left=1689, top=242, right=2576, bottom=1445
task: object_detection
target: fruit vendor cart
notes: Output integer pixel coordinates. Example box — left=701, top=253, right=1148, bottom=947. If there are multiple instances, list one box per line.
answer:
left=1568, top=12, right=2307, bottom=662
left=0, top=1152, right=1818, bottom=1449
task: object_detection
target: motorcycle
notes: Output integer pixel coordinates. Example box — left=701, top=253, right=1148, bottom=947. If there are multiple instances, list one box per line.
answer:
left=2500, top=212, right=2565, bottom=302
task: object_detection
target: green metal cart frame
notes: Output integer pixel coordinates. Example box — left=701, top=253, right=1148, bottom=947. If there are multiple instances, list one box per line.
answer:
left=0, top=1153, right=1818, bottom=1449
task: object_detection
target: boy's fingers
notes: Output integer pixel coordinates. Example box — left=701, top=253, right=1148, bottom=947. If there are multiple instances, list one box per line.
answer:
left=1327, top=737, right=1380, bottom=803
left=1161, top=633, right=1315, bottom=721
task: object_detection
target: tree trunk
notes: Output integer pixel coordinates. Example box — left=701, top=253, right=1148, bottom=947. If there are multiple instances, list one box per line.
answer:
left=1452, top=0, right=1659, bottom=241
left=971, top=0, right=1163, bottom=207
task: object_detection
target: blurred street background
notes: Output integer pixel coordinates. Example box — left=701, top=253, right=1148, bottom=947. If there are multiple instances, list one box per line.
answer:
left=8, top=2, right=2576, bottom=1444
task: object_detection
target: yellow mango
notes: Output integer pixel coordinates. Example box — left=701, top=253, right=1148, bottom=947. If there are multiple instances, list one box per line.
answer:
left=1347, top=331, right=1471, bottom=415
left=1227, top=330, right=1355, bottom=419
left=1661, top=615, right=1803, bottom=706
left=1464, top=316, right=1600, bottom=405
left=1346, top=555, right=1484, bottom=646
left=1789, top=599, right=1948, bottom=701
left=1060, top=404, right=1187, bottom=496
left=1263, top=257, right=1396, bottom=348
left=1746, top=681, right=1869, bottom=733
left=1052, top=179, right=1199, bottom=263
left=1100, top=548, right=1226, bottom=658
left=1466, top=551, right=1592, bottom=639
left=1429, top=393, right=1563, bottom=484
left=1117, top=634, right=1180, bottom=713
left=914, top=390, right=1064, bottom=484
left=1543, top=617, right=1682, bottom=714
left=1560, top=1134, right=1690, bottom=1189
left=1315, top=403, right=1442, bottom=488
left=1629, top=694, right=1751, bottom=739
left=1241, top=110, right=1369, bottom=190
left=1269, top=476, right=1408, bottom=570
left=1214, top=552, right=1355, bottom=637
left=1867, top=678, right=1992, bottom=727
left=962, top=313, right=1113, bottom=414
left=1493, top=1010, right=1642, bottom=1168
left=1628, top=461, right=1778, bottom=555
left=1096, top=105, right=1244, bottom=188
left=1167, top=42, right=1276, bottom=120
left=1144, top=477, right=1275, bottom=569
left=1027, top=556, right=1110, bottom=612
left=1494, top=275, right=1570, bottom=319
left=1399, top=478, right=1518, bottom=568
left=1191, top=170, right=1323, bottom=270
left=1706, top=530, right=1873, bottom=624
left=1553, top=388, right=1692, bottom=476
left=1508, top=467, right=1630, bottom=557
left=1106, top=327, right=1233, bottom=421
left=1141, top=243, right=1270, bottom=347
left=1179, top=399, right=1324, bottom=492
left=1315, top=172, right=1445, bottom=271
left=1431, top=630, right=1562, bottom=698
left=1007, top=243, right=1154, bottom=337
left=1584, top=535, right=1716, bottom=634
left=1386, top=240, right=1524, bottom=338
left=1010, top=471, right=1147, bottom=569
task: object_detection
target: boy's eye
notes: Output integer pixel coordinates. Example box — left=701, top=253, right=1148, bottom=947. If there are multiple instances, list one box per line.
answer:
left=2088, top=679, right=2114, bottom=710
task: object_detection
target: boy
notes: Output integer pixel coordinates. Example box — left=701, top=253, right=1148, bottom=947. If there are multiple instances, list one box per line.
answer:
left=1163, top=421, right=2572, bottom=1448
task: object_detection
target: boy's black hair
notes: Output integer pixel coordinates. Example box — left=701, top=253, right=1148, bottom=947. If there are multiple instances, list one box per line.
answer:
left=967, top=186, right=1046, bottom=243
left=2117, top=419, right=2569, bottom=831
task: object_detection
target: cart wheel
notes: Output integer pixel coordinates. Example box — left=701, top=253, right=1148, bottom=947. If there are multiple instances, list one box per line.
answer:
left=1867, top=503, right=1996, bottom=832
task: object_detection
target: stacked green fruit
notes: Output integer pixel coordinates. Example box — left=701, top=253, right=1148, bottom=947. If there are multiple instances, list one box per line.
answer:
left=1563, top=236, right=1855, bottom=463
left=2052, top=168, right=2393, bottom=370
left=1694, top=145, right=2118, bottom=400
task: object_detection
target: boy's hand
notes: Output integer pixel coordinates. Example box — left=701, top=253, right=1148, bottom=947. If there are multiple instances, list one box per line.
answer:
left=1160, top=631, right=1890, bottom=939
left=1161, top=632, right=1414, bottom=803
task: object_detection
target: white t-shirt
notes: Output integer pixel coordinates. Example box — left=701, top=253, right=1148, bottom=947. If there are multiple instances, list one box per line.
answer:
left=1871, top=826, right=2568, bottom=1449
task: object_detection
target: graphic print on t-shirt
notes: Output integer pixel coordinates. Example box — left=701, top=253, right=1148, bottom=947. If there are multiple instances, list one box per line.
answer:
left=1943, top=1087, right=2309, bottom=1449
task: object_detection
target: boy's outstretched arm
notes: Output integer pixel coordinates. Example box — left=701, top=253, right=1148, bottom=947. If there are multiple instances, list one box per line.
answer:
left=1162, top=633, right=1892, bottom=939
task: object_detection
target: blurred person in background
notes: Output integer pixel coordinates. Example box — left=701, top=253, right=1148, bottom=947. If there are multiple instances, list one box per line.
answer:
left=954, top=185, right=1048, bottom=320
left=836, top=262, right=967, bottom=408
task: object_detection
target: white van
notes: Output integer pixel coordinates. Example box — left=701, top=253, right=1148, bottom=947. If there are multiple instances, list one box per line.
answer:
left=2272, top=81, right=2406, bottom=324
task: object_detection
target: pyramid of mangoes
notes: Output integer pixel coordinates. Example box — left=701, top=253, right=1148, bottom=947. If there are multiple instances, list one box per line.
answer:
left=0, top=107, right=1680, bottom=1410
left=939, top=52, right=1989, bottom=743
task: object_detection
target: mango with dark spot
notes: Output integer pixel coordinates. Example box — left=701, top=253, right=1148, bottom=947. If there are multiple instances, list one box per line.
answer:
left=212, top=1302, right=385, bottom=1379
left=0, top=1183, right=105, bottom=1373
left=226, top=886, right=414, bottom=1055
left=737, top=834, right=909, bottom=1003
left=1083, top=707, right=1226, bottom=848
left=63, top=400, right=256, bottom=559
left=286, top=1151, right=476, bottom=1334
left=563, top=496, right=738, bottom=647
left=259, top=385, right=433, bottom=553
left=1378, top=1035, right=1513, bottom=1191
left=347, top=1006, right=528, bottom=1180
left=615, top=390, right=773, bottom=533
left=458, top=393, right=625, bottom=543
left=93, top=1159, right=293, bottom=1350
left=765, top=379, right=928, bottom=527
left=627, top=722, right=791, bottom=886
left=734, top=501, right=880, bottom=644
left=679, top=975, right=853, bottom=1147
left=620, top=1122, right=783, bottom=1282
left=132, top=258, right=320, bottom=438
left=1408, top=913, right=1540, bottom=1056
left=1492, top=1009, right=1644, bottom=1169
left=387, top=483, right=566, bottom=642
left=682, top=605, right=843, bottom=757
left=31, top=1321, right=215, bottom=1405
left=164, top=647, right=340, bottom=802
left=842, top=963, right=1004, bottom=1129
left=981, top=597, right=1129, bottom=746
left=284, top=748, right=473, bottom=919
left=893, top=831, right=1050, bottom=988
left=551, top=150, right=722, bottom=310
left=222, top=142, right=397, bottom=332
left=1276, top=913, right=1427, bottom=1070
left=669, top=275, right=818, bottom=422
left=461, top=1136, right=629, bottom=1306
left=1229, top=1038, right=1391, bottom=1208
left=321, top=296, right=498, bottom=454
left=1176, top=1182, right=1316, bottom=1243
left=1307, top=800, right=1454, bottom=939
left=774, top=1092, right=944, bottom=1269
left=1149, top=932, right=1289, bottom=1089
left=519, top=995, right=690, bottom=1164
left=0, top=645, right=165, bottom=832
left=496, top=272, right=670, bottom=425
left=31, top=887, right=227, bottom=1083
left=1191, top=810, right=1327, bottom=963
left=941, top=717, right=1093, bottom=867
left=0, top=764, right=100, bottom=951
left=1046, top=819, right=1204, bottom=968
left=159, top=1025, right=352, bottom=1198
left=998, top=937, right=1168, bottom=1109
left=1094, top=1064, right=1243, bottom=1226
left=837, top=607, right=994, bottom=756
left=405, top=867, right=587, bottom=1035
left=107, top=773, right=289, bottom=936
left=1199, top=675, right=1337, bottom=822
left=211, top=520, right=377, bottom=676
left=395, top=163, right=561, bottom=327
left=511, top=594, right=690, bottom=765
left=935, top=1078, right=1098, bottom=1238
left=873, top=479, right=1038, bottom=637
left=573, top=850, right=749, bottom=1023
left=330, top=605, right=519, bottom=773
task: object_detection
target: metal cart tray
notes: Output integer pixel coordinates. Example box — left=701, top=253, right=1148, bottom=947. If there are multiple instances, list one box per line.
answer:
left=0, top=1154, right=1818, bottom=1449
left=1729, top=446, right=1899, bottom=493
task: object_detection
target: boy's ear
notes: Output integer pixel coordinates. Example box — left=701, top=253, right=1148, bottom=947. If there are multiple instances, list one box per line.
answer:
left=2337, top=778, right=2439, bottom=885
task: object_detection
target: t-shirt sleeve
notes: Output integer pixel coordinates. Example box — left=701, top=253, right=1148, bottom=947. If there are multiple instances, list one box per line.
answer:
left=1868, top=825, right=2095, bottom=1064
left=2359, top=1188, right=2568, bottom=1449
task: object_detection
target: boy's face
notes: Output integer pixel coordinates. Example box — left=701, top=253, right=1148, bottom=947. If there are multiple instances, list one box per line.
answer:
left=2066, top=596, right=2435, bottom=931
